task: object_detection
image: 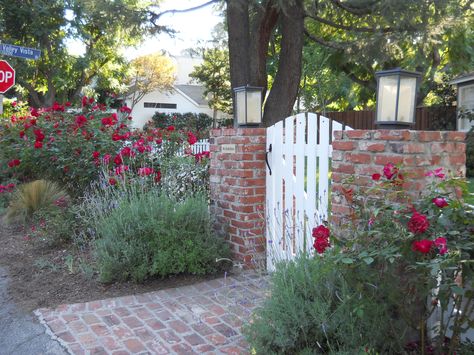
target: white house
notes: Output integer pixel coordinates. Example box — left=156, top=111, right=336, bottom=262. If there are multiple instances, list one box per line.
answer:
left=127, top=55, right=229, bottom=128
left=450, top=72, right=474, bottom=131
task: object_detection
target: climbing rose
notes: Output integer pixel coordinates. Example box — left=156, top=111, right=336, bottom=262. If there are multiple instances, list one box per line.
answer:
left=408, top=211, right=430, bottom=234
left=372, top=173, right=381, bottom=181
left=434, top=237, right=448, bottom=255
left=383, top=163, right=398, bottom=180
left=412, top=239, right=434, bottom=254
left=432, top=197, right=448, bottom=208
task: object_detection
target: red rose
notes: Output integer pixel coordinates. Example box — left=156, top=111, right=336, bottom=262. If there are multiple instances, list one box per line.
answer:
left=312, top=225, right=330, bottom=240
left=34, top=141, right=43, bottom=149
left=138, top=167, right=154, bottom=176
left=155, top=170, right=162, bottom=183
left=434, top=237, right=448, bottom=255
left=82, top=96, right=88, bottom=107
left=119, top=106, right=131, bottom=113
left=187, top=132, right=198, bottom=145
left=432, top=197, right=448, bottom=208
left=109, top=178, right=117, bottom=186
left=114, top=155, right=123, bottom=165
left=408, top=211, right=430, bottom=234
left=383, top=163, right=398, bottom=180
left=412, top=239, right=434, bottom=254
left=167, top=125, right=175, bottom=131
left=92, top=151, right=100, bottom=159
left=75, top=115, right=88, bottom=127
left=313, top=237, right=330, bottom=254
left=7, top=159, right=20, bottom=168
left=19, top=131, right=25, bottom=138
left=372, top=173, right=381, bottom=181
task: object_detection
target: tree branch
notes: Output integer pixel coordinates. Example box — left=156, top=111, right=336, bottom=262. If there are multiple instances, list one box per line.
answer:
left=149, top=0, right=219, bottom=22
left=306, top=13, right=392, bottom=33
left=329, top=0, right=379, bottom=16
left=304, top=29, right=348, bottom=50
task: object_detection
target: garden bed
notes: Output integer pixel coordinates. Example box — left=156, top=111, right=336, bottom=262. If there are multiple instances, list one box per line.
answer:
left=0, top=219, right=216, bottom=313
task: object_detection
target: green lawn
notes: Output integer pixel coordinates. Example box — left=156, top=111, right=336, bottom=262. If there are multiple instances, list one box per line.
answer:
left=466, top=178, right=474, bottom=205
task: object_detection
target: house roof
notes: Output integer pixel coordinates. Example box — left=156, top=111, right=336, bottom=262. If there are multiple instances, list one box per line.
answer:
left=174, top=85, right=208, bottom=106
left=450, top=72, right=474, bottom=85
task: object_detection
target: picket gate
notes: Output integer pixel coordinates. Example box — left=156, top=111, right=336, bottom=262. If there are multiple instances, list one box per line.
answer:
left=265, top=113, right=350, bottom=270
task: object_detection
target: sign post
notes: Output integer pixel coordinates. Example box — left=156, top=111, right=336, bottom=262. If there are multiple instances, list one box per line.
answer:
left=0, top=43, right=41, bottom=60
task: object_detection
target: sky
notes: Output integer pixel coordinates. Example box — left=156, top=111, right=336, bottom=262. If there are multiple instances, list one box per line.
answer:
left=67, top=0, right=223, bottom=59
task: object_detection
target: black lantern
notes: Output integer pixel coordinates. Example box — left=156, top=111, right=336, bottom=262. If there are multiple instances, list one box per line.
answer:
left=375, top=68, right=421, bottom=129
left=233, top=85, right=263, bottom=127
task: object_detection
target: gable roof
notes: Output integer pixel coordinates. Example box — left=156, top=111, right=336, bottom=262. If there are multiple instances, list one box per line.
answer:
left=174, top=85, right=208, bottom=106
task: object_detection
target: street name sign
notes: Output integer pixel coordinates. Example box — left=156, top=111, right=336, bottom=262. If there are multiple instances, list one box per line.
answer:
left=0, top=43, right=41, bottom=60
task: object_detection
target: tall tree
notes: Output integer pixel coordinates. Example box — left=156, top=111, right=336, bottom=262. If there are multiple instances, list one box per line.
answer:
left=127, top=53, right=176, bottom=110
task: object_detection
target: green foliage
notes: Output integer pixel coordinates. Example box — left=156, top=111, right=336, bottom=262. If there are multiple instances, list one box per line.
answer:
left=147, top=112, right=213, bottom=139
left=28, top=207, right=78, bottom=247
left=333, top=166, right=474, bottom=353
left=244, top=255, right=385, bottom=354
left=77, top=184, right=229, bottom=283
left=189, top=48, right=232, bottom=115
left=5, top=180, right=69, bottom=224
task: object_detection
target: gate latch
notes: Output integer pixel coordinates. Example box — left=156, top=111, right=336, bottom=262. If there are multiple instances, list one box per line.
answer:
left=265, top=144, right=272, bottom=176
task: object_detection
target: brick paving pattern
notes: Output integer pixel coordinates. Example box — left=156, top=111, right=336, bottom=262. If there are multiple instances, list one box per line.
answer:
left=35, top=272, right=269, bottom=354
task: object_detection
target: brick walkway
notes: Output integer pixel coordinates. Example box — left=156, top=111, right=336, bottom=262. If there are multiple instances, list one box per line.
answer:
left=35, top=272, right=269, bottom=354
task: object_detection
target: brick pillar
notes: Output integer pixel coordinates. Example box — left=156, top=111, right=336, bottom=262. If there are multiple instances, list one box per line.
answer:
left=209, top=128, right=266, bottom=267
left=331, top=130, right=466, bottom=228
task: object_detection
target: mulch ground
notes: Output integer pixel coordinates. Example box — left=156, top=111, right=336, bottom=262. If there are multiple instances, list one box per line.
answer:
left=0, top=219, right=216, bottom=313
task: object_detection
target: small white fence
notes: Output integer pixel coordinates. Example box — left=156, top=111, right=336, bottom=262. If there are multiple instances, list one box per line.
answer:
left=192, top=139, right=210, bottom=154
left=265, top=113, right=351, bottom=270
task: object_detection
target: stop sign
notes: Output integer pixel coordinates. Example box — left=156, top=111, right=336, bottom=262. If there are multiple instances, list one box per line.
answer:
left=0, top=60, right=15, bottom=94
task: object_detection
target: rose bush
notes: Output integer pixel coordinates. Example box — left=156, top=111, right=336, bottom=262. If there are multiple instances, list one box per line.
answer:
left=0, top=99, right=210, bottom=198
left=318, top=164, right=474, bottom=353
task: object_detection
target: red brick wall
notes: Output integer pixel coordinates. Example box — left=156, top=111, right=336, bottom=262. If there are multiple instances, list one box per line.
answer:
left=209, top=128, right=266, bottom=267
left=331, top=130, right=466, bottom=227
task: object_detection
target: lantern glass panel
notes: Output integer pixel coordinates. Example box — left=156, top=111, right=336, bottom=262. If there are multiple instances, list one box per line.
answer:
left=397, top=76, right=417, bottom=123
left=246, top=90, right=262, bottom=124
left=376, top=75, right=398, bottom=122
left=235, top=90, right=246, bottom=125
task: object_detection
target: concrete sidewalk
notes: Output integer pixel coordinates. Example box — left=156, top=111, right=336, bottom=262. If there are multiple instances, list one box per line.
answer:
left=35, top=272, right=269, bottom=354
left=0, top=267, right=66, bottom=355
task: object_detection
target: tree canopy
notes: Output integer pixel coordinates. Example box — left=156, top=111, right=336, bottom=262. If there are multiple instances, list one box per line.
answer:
left=225, top=0, right=474, bottom=125
left=127, top=52, right=176, bottom=110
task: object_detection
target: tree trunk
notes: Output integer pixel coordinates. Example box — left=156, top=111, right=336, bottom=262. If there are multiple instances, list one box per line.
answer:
left=226, top=0, right=250, bottom=88
left=263, top=0, right=305, bottom=126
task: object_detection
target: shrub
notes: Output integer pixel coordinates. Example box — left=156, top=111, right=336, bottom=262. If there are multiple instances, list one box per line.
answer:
left=244, top=255, right=383, bottom=354
left=5, top=180, right=70, bottom=224
left=77, top=183, right=229, bottom=283
left=147, top=112, right=213, bottom=138
left=27, top=207, right=78, bottom=246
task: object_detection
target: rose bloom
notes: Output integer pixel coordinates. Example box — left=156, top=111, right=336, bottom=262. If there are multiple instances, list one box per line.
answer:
left=383, top=162, right=398, bottom=180
left=167, top=125, right=175, bottom=131
left=109, top=178, right=117, bottom=186
left=155, top=170, right=162, bottom=183
left=372, top=173, right=381, bottom=181
left=412, top=239, right=434, bottom=254
left=34, top=141, right=43, bottom=149
left=313, top=237, right=330, bottom=254
left=187, top=132, right=198, bottom=145
left=113, top=154, right=123, bottom=165
left=92, top=151, right=100, bottom=159
left=312, top=225, right=330, bottom=240
left=432, top=197, right=448, bottom=208
left=407, top=211, right=430, bottom=234
left=138, top=167, right=154, bottom=176
left=7, top=159, right=20, bottom=168
left=434, top=237, right=448, bottom=255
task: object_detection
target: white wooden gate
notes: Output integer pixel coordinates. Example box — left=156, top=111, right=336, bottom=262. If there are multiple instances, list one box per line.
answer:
left=265, top=113, right=350, bottom=270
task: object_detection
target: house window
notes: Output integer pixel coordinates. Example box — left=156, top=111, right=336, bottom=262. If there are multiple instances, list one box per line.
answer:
left=458, top=84, right=474, bottom=131
left=144, top=102, right=177, bottom=109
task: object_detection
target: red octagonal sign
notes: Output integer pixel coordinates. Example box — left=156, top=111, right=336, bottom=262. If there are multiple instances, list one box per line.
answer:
left=0, top=60, right=15, bottom=94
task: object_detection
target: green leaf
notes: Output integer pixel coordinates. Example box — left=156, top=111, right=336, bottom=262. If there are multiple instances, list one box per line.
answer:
left=341, top=258, right=354, bottom=264
left=451, top=285, right=465, bottom=295
left=363, top=257, right=374, bottom=265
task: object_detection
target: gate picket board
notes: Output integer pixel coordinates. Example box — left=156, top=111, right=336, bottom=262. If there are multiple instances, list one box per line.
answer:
left=266, top=113, right=349, bottom=270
